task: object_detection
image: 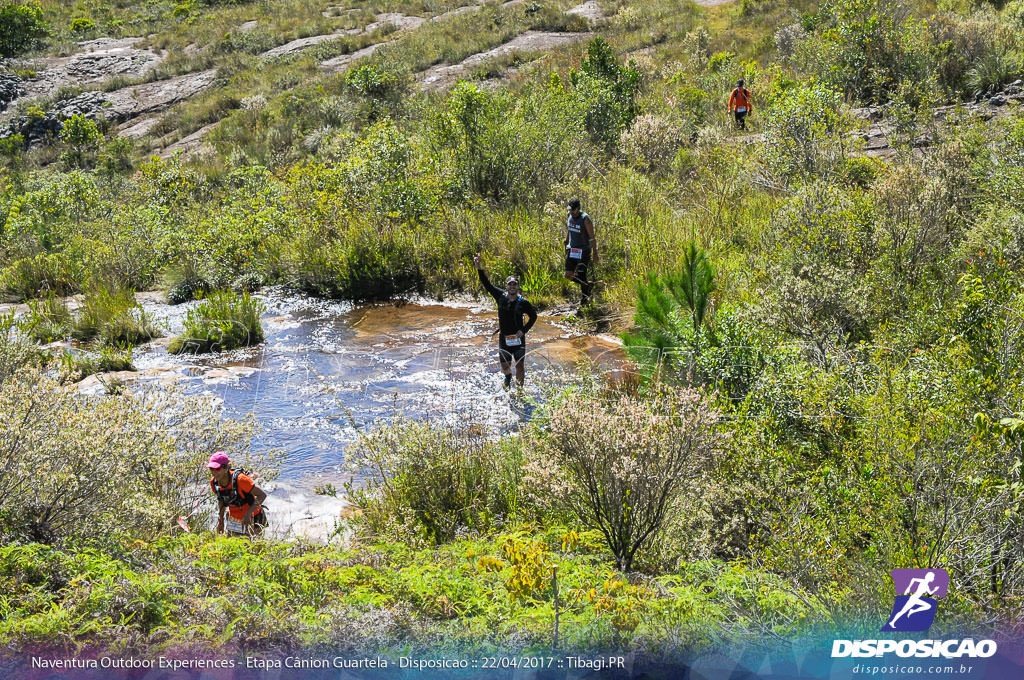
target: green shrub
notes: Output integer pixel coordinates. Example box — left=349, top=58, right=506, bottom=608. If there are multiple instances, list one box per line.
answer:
left=794, top=0, right=932, bottom=104
left=0, top=253, right=79, bottom=301
left=966, top=47, right=1022, bottom=94
left=72, top=285, right=162, bottom=347
left=58, top=346, right=134, bottom=382
left=59, top=114, right=103, bottom=170
left=346, top=64, right=406, bottom=120
left=437, top=80, right=591, bottom=204
left=0, top=1, right=47, bottom=58
left=347, top=420, right=525, bottom=545
left=168, top=290, right=264, bottom=354
left=842, top=155, right=881, bottom=189
left=570, top=38, right=641, bottom=153
left=0, top=135, right=25, bottom=169
left=620, top=114, right=684, bottom=174
left=69, top=17, right=94, bottom=35
left=0, top=312, right=45, bottom=385
left=623, top=243, right=717, bottom=350
left=20, top=294, right=72, bottom=343
left=0, top=372, right=266, bottom=544
left=164, top=265, right=211, bottom=305
left=532, top=384, right=723, bottom=571
left=761, top=83, right=850, bottom=184
left=98, top=137, right=135, bottom=178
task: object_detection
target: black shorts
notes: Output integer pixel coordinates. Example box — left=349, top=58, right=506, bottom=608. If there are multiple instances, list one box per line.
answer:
left=498, top=342, right=525, bottom=363
left=565, top=249, right=591, bottom=277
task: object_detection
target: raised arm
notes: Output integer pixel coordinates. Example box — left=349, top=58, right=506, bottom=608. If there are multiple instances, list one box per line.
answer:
left=474, top=254, right=503, bottom=301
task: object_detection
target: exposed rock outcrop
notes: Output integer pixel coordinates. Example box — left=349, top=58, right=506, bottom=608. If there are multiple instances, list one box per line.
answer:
left=417, top=31, right=593, bottom=91
left=0, top=74, right=24, bottom=113
left=261, top=13, right=425, bottom=58
left=16, top=38, right=164, bottom=102
left=852, top=80, right=1024, bottom=157
left=1, top=70, right=217, bottom=145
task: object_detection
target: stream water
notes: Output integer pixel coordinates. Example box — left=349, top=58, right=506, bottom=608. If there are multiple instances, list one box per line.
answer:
left=71, top=290, right=626, bottom=539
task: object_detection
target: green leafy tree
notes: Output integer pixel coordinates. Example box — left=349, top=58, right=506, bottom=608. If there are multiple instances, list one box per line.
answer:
left=761, top=84, right=850, bottom=185
left=0, top=1, right=47, bottom=58
left=346, top=63, right=406, bottom=121
left=570, top=38, right=641, bottom=153
left=59, top=114, right=103, bottom=170
left=794, top=0, right=931, bottom=103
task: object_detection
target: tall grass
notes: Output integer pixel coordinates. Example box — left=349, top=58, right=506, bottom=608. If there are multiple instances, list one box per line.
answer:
left=168, top=290, right=265, bottom=354
left=72, top=285, right=163, bottom=347
left=21, top=294, right=72, bottom=343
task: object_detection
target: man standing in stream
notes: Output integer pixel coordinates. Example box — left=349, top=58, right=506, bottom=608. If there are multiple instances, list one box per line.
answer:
left=565, top=198, right=598, bottom=313
left=474, top=253, right=537, bottom=390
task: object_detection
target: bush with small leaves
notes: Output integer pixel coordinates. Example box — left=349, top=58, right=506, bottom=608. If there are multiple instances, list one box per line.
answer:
left=539, top=384, right=723, bottom=571
left=621, top=114, right=684, bottom=174
left=0, top=371, right=271, bottom=545
left=59, top=114, right=103, bottom=170
left=0, top=1, right=48, bottom=58
left=761, top=84, right=850, bottom=184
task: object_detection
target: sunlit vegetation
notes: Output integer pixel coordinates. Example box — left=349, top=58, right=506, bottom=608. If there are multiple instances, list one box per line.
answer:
left=2, top=0, right=1024, bottom=656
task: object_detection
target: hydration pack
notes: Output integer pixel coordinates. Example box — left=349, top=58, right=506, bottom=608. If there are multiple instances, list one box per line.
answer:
left=211, top=469, right=256, bottom=508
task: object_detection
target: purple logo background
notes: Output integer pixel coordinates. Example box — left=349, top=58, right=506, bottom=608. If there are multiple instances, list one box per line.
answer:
left=882, top=568, right=949, bottom=632
left=891, top=569, right=949, bottom=598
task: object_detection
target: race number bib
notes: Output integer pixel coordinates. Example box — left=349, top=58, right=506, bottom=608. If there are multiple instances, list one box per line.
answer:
left=224, top=516, right=244, bottom=534
left=569, top=247, right=583, bottom=259
left=504, top=335, right=522, bottom=347
left=736, top=106, right=747, bottom=113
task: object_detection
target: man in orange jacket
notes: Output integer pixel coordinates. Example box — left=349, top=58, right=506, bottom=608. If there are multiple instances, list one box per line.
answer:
left=728, top=79, right=752, bottom=130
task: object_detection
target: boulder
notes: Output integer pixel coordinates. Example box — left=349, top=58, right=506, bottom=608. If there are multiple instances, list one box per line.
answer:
left=0, top=74, right=24, bottom=113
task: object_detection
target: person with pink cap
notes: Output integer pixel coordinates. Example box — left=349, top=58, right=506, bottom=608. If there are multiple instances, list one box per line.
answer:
left=208, top=451, right=267, bottom=536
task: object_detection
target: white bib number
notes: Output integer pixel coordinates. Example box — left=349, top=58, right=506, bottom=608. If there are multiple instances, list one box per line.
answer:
left=505, top=335, right=522, bottom=347
left=224, top=516, right=244, bottom=534
left=736, top=106, right=747, bottom=113
left=569, top=247, right=583, bottom=259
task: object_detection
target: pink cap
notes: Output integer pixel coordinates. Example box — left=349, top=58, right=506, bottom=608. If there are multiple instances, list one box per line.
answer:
left=207, top=451, right=230, bottom=469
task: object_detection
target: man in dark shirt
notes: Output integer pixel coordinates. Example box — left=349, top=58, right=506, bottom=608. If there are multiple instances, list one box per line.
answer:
left=565, top=198, right=598, bottom=312
left=474, top=253, right=538, bottom=389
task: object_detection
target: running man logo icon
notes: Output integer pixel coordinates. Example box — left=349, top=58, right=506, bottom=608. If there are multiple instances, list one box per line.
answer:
left=881, top=569, right=949, bottom=632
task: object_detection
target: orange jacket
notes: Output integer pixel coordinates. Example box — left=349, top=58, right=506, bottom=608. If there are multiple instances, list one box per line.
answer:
left=729, top=87, right=752, bottom=112
left=211, top=470, right=262, bottom=520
